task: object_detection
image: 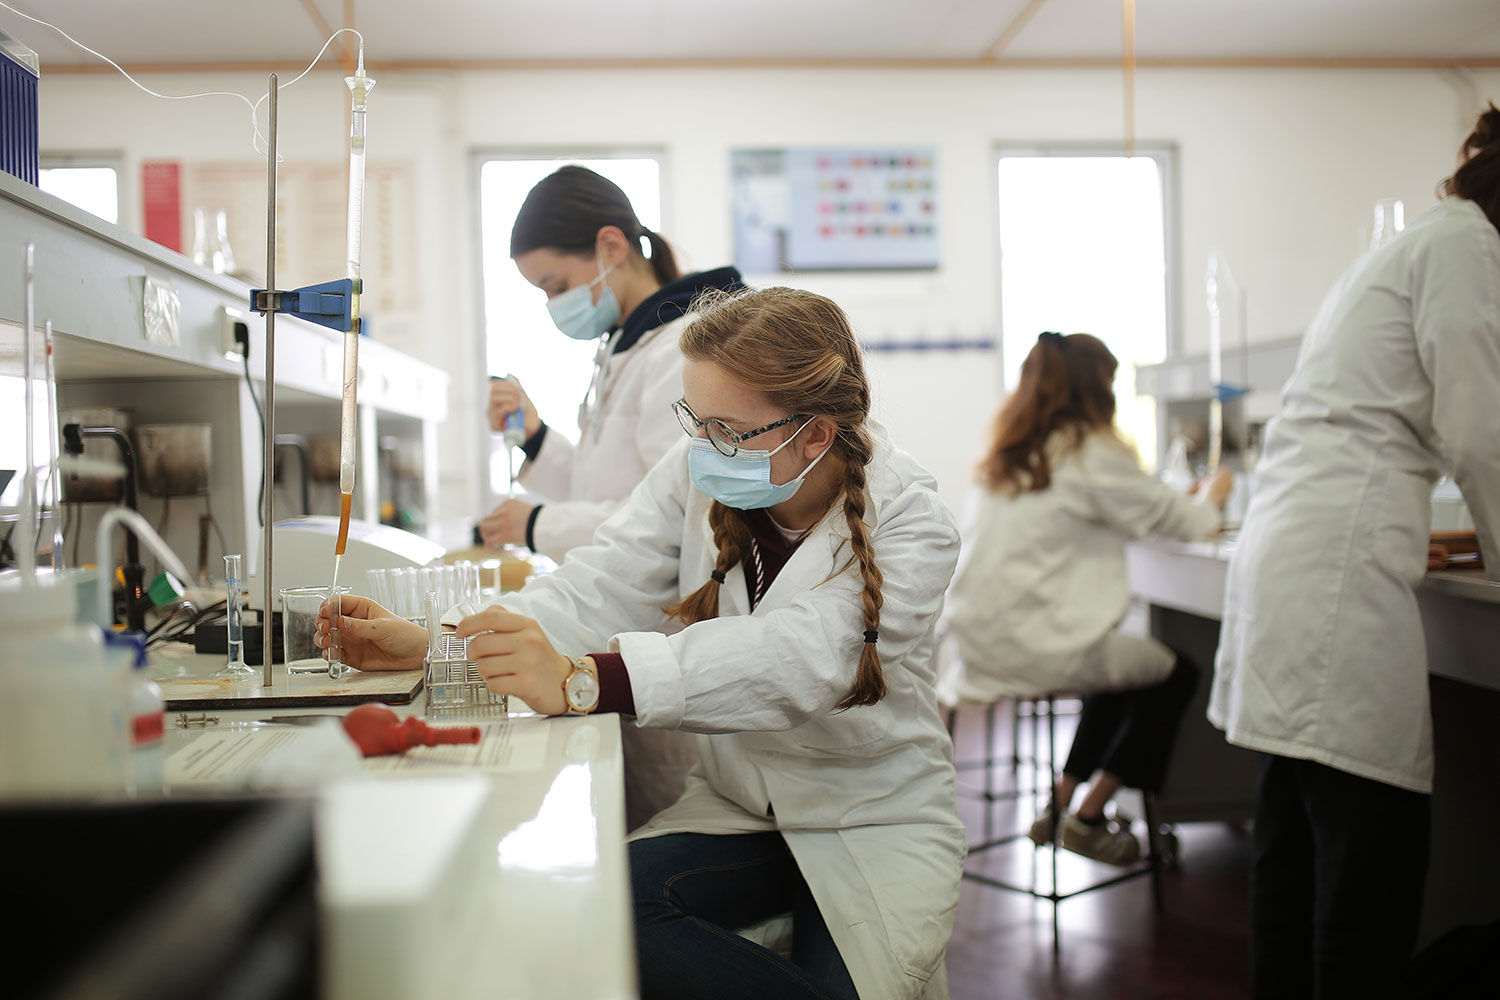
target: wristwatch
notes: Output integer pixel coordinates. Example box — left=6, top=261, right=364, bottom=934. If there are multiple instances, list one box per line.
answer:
left=562, top=656, right=600, bottom=715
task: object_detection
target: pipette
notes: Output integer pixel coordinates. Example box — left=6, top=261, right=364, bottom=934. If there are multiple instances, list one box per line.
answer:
left=494, top=374, right=526, bottom=497
left=329, top=45, right=375, bottom=646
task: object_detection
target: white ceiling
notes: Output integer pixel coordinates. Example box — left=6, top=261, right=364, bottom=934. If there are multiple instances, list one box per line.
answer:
left=3, top=0, right=1498, bottom=68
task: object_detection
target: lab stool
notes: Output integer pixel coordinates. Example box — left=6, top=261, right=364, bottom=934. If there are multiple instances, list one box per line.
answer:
left=946, top=696, right=1073, bottom=850
left=946, top=694, right=1172, bottom=954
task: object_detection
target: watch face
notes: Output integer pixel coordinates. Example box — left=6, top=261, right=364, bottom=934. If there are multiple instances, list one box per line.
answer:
left=566, top=668, right=599, bottom=711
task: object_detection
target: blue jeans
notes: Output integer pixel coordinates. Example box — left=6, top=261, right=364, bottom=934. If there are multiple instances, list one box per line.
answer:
left=629, top=831, right=860, bottom=1000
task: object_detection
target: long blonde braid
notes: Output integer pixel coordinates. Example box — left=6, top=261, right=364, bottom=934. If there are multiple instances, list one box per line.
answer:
left=834, top=422, right=885, bottom=708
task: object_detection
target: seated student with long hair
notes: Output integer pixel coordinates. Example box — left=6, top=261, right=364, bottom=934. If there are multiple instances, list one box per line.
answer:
left=940, top=331, right=1231, bottom=864
left=320, top=287, right=966, bottom=1000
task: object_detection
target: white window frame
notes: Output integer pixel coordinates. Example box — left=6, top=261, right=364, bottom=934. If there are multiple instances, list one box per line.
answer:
left=991, top=142, right=1181, bottom=380
left=467, top=147, right=670, bottom=512
left=39, top=151, right=123, bottom=225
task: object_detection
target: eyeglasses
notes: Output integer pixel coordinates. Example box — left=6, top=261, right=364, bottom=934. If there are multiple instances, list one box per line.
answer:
left=672, top=398, right=811, bottom=457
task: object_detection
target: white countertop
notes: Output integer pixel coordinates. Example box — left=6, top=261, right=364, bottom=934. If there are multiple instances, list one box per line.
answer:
left=1128, top=536, right=1500, bottom=608
left=1126, top=537, right=1500, bottom=693
left=153, top=648, right=637, bottom=1000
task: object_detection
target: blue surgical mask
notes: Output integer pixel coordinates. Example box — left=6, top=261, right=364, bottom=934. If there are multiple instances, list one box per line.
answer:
left=546, top=256, right=619, bottom=340
left=688, top=420, right=830, bottom=510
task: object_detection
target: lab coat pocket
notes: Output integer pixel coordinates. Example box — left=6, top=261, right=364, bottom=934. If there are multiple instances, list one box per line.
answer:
left=1369, top=464, right=1433, bottom=588
left=840, top=823, right=962, bottom=986
left=792, top=703, right=888, bottom=752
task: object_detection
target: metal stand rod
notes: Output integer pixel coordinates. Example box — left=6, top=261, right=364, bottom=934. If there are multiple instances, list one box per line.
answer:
left=262, top=74, right=278, bottom=688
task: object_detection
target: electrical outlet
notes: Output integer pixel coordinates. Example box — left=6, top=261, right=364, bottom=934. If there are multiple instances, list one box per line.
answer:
left=219, top=305, right=248, bottom=358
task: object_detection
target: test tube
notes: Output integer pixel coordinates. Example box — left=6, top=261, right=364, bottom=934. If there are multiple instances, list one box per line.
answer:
left=457, top=561, right=478, bottom=605
left=385, top=567, right=406, bottom=619
left=441, top=564, right=458, bottom=611
left=420, top=567, right=439, bottom=622
left=219, top=554, right=254, bottom=677
left=407, top=568, right=425, bottom=624
left=328, top=582, right=348, bottom=681
left=366, top=567, right=389, bottom=611
left=425, top=591, right=441, bottom=660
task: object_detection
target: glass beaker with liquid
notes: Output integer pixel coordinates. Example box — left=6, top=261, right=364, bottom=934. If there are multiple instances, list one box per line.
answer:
left=280, top=585, right=350, bottom=676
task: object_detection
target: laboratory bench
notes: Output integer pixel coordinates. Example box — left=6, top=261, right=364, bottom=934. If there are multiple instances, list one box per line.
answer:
left=141, top=647, right=638, bottom=1000
left=1126, top=537, right=1500, bottom=948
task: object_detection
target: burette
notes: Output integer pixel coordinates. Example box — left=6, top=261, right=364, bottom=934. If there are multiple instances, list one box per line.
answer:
left=330, top=47, right=375, bottom=645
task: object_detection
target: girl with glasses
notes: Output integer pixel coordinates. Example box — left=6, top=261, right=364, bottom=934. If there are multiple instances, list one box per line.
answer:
left=321, top=287, right=965, bottom=1000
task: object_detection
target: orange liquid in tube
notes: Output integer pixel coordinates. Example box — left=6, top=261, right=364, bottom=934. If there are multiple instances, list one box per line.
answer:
left=336, top=492, right=353, bottom=556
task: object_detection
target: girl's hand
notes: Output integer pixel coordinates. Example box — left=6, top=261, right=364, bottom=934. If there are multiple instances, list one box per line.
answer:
left=456, top=606, right=573, bottom=715
left=1204, top=467, right=1235, bottom=508
left=315, top=594, right=428, bottom=671
left=487, top=377, right=541, bottom=438
left=479, top=498, right=536, bottom=549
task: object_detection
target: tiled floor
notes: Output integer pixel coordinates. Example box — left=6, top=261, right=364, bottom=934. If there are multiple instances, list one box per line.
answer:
left=945, top=706, right=1252, bottom=1000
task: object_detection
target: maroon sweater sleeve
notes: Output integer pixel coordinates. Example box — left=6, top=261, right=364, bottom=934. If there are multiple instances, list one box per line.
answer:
left=589, top=652, right=636, bottom=716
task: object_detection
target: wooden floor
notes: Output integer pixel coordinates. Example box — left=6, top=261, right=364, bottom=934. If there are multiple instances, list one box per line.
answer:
left=945, top=705, right=1252, bottom=1000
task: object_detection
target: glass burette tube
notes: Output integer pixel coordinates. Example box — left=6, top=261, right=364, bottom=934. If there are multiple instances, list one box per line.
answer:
left=329, top=48, right=375, bottom=676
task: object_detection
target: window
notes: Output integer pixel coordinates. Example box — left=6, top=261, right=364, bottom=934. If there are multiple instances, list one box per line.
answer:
left=475, top=154, right=662, bottom=495
left=996, top=150, right=1173, bottom=468
left=39, top=157, right=120, bottom=225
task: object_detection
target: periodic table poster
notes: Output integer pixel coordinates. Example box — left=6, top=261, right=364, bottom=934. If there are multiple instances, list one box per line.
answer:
left=731, top=147, right=940, bottom=273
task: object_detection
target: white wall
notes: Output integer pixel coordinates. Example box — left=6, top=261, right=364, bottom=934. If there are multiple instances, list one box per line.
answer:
left=36, top=65, right=1500, bottom=522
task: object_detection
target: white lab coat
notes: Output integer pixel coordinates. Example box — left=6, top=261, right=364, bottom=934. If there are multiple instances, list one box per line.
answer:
left=939, top=432, right=1221, bottom=705
left=521, top=318, right=689, bottom=559
left=491, top=427, right=966, bottom=1000
left=1210, top=197, right=1500, bottom=794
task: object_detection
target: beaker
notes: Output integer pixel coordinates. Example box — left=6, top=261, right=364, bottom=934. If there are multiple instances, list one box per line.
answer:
left=281, top=585, right=349, bottom=675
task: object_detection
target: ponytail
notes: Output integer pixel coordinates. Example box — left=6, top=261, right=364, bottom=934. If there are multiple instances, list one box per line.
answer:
left=642, top=228, right=682, bottom=285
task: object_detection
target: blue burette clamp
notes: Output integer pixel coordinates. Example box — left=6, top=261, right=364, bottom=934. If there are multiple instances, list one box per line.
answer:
left=249, top=277, right=360, bottom=332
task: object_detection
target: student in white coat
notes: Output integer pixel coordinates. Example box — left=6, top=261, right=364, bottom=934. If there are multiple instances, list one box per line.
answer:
left=481, top=165, right=744, bottom=559
left=1211, top=105, right=1500, bottom=999
left=939, top=332, right=1231, bottom=864
left=481, top=165, right=741, bottom=830
left=322, top=288, right=966, bottom=1000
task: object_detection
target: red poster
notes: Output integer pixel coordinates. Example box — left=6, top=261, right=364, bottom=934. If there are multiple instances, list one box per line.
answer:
left=141, top=161, right=182, bottom=252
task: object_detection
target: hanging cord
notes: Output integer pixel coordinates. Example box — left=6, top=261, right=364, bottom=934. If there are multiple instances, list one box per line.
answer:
left=0, top=3, right=363, bottom=160
left=1121, top=0, right=1137, bottom=158
left=153, top=495, right=172, bottom=578
left=243, top=346, right=265, bottom=526
left=203, top=492, right=229, bottom=558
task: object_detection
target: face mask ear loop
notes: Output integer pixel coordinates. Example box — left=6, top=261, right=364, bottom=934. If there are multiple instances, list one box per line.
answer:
left=769, top=418, right=829, bottom=484
left=766, top=417, right=812, bottom=459
left=593, top=243, right=615, bottom=299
